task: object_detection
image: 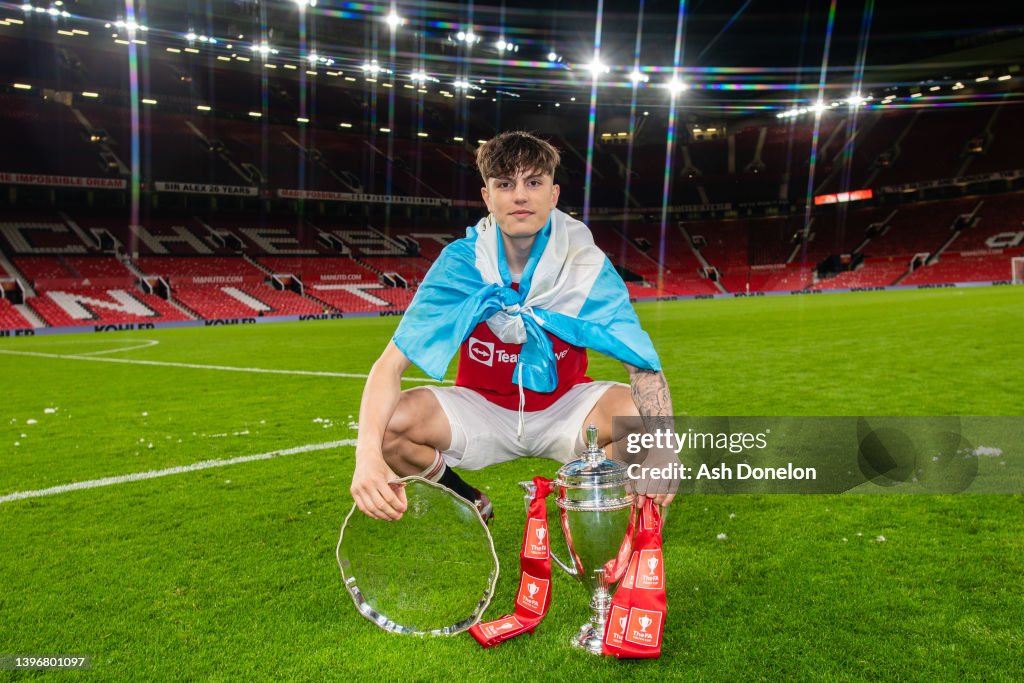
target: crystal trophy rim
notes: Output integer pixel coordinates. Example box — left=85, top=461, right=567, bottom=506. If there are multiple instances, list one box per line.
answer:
left=336, top=475, right=501, bottom=637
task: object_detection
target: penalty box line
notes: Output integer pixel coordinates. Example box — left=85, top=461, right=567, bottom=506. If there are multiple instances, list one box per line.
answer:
left=0, top=349, right=449, bottom=384
left=0, top=439, right=358, bottom=505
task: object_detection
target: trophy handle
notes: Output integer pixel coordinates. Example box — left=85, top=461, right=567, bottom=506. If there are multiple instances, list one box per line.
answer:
left=518, top=481, right=578, bottom=577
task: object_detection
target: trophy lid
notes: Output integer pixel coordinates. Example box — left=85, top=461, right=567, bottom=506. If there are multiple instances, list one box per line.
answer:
left=555, top=424, right=631, bottom=490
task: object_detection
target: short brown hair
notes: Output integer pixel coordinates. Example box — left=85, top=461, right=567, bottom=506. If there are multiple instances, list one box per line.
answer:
left=475, top=131, right=561, bottom=183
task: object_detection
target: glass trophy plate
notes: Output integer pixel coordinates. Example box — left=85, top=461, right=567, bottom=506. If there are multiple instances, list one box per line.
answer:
left=336, top=476, right=500, bottom=636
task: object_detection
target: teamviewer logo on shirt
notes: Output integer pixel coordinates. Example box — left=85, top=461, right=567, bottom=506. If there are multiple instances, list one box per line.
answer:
left=468, top=337, right=494, bottom=366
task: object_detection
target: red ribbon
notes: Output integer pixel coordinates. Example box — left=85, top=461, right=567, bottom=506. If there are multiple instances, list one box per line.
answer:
left=470, top=481, right=667, bottom=659
left=469, top=476, right=554, bottom=647
left=602, top=498, right=666, bottom=658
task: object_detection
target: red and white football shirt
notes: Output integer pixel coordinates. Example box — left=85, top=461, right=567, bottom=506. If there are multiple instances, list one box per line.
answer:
left=455, top=318, right=591, bottom=411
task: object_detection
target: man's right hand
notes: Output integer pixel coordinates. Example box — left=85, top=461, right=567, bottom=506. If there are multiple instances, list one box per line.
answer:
left=350, top=455, right=408, bottom=521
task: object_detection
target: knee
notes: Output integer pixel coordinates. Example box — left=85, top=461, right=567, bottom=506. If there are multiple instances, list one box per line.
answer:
left=582, top=385, right=640, bottom=448
left=598, top=386, right=643, bottom=461
left=592, top=385, right=639, bottom=419
left=382, top=388, right=437, bottom=460
left=600, top=385, right=641, bottom=433
left=614, top=385, right=640, bottom=418
left=381, top=391, right=417, bottom=458
left=385, top=392, right=414, bottom=440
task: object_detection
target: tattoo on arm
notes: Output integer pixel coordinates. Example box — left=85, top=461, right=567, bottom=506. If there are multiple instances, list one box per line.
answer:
left=625, top=366, right=681, bottom=497
left=626, top=364, right=674, bottom=432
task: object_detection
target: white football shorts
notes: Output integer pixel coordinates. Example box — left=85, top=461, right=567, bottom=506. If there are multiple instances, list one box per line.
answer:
left=424, top=380, right=625, bottom=470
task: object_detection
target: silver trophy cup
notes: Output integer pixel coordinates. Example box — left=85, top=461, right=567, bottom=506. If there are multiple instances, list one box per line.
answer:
left=520, top=425, right=636, bottom=654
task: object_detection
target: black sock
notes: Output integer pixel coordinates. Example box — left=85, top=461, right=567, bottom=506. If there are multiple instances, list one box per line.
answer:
left=438, top=465, right=479, bottom=502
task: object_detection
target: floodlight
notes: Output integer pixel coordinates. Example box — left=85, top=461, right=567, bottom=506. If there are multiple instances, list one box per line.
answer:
left=666, top=77, right=687, bottom=96
left=628, top=69, right=648, bottom=84
left=586, top=58, right=610, bottom=78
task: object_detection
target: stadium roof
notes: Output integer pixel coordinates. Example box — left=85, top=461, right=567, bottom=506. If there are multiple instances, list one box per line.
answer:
left=5, top=1, right=1022, bottom=116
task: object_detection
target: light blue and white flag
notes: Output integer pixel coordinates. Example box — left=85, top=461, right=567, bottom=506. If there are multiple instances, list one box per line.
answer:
left=394, top=207, right=661, bottom=395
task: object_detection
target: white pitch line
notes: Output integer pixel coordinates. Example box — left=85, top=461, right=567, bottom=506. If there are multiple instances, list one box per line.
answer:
left=75, top=339, right=162, bottom=356
left=0, top=349, right=449, bottom=384
left=1, top=337, right=162, bottom=356
left=0, top=439, right=359, bottom=505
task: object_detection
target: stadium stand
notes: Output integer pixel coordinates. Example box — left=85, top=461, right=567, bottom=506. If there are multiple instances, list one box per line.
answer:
left=0, top=297, right=32, bottom=329
left=358, top=256, right=432, bottom=283
left=239, top=286, right=326, bottom=315
left=762, top=267, right=814, bottom=292
left=0, top=215, right=90, bottom=254
left=871, top=108, right=992, bottom=187
left=754, top=217, right=804, bottom=265
left=367, top=223, right=461, bottom=261
left=798, top=206, right=894, bottom=264
left=960, top=103, right=1024, bottom=175
left=255, top=257, right=379, bottom=283
left=371, top=287, right=417, bottom=309
left=64, top=256, right=133, bottom=279
left=136, top=257, right=266, bottom=285
left=688, top=219, right=750, bottom=276
left=900, top=254, right=1015, bottom=285
left=26, top=288, right=192, bottom=327
left=590, top=219, right=719, bottom=295
left=0, top=94, right=114, bottom=178
left=810, top=259, right=910, bottom=290
left=171, top=284, right=323, bottom=319
left=307, top=283, right=407, bottom=313
left=68, top=212, right=230, bottom=256
left=204, top=217, right=331, bottom=256
left=12, top=256, right=76, bottom=284
left=860, top=198, right=979, bottom=258
left=951, top=193, right=1024, bottom=251
left=1, top=187, right=1020, bottom=329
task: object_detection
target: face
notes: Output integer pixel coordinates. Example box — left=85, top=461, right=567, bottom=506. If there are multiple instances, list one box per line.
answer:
left=480, top=168, right=560, bottom=240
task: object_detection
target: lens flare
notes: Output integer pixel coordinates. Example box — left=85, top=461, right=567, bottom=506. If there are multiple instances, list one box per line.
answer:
left=658, top=0, right=688, bottom=292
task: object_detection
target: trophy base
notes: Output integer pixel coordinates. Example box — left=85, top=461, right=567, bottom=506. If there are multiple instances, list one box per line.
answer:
left=573, top=622, right=605, bottom=655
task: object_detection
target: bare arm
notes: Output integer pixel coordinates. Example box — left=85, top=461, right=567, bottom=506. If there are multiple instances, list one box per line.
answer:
left=624, top=363, right=679, bottom=506
left=349, top=340, right=412, bottom=520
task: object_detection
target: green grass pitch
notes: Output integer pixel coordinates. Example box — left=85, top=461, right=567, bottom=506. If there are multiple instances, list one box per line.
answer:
left=1, top=286, right=1022, bottom=680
